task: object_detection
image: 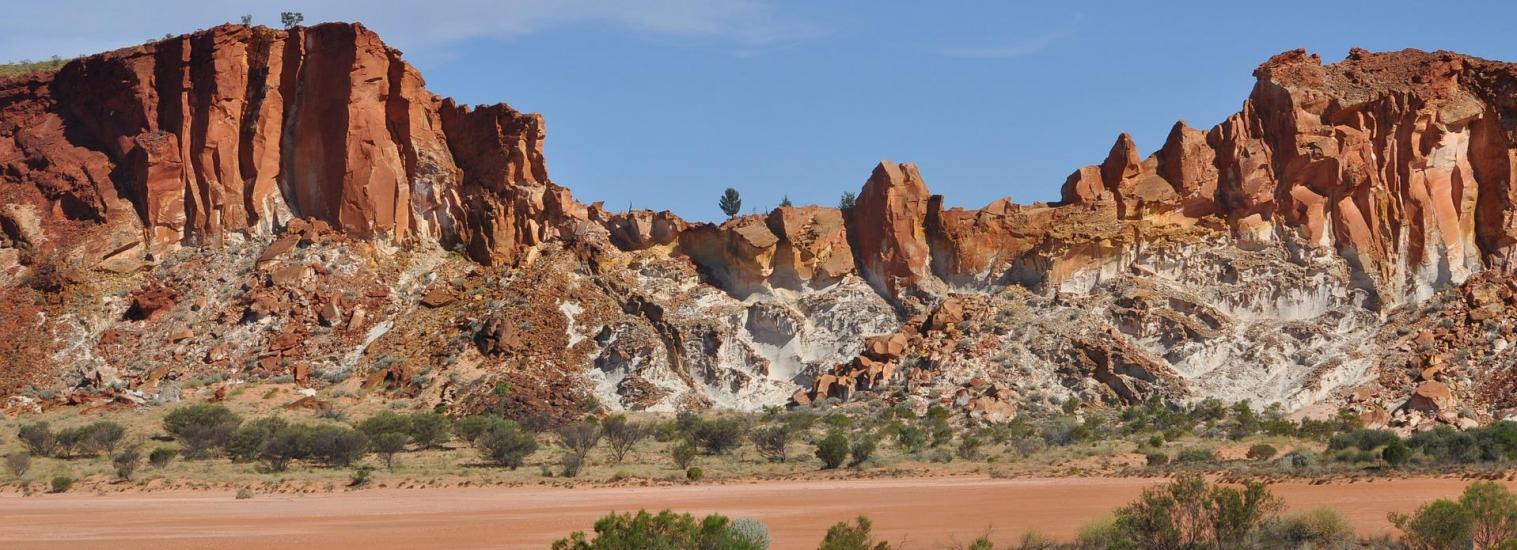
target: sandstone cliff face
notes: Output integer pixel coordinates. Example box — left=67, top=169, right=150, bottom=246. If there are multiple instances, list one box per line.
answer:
left=7, top=29, right=1517, bottom=429
left=0, top=22, right=582, bottom=271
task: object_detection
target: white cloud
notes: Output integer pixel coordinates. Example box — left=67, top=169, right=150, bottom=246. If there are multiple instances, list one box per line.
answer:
left=0, top=0, right=827, bottom=63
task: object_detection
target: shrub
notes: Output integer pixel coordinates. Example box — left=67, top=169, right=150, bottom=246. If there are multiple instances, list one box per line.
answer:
left=692, top=417, right=745, bottom=455
left=453, top=415, right=498, bottom=444
left=956, top=435, right=983, bottom=460
left=560, top=452, right=583, bottom=478
left=113, top=447, right=142, bottom=480
left=1279, top=449, right=1318, bottom=470
left=50, top=475, right=74, bottom=493
left=672, top=440, right=697, bottom=469
left=729, top=518, right=771, bottom=549
left=358, top=411, right=411, bottom=439
left=1175, top=448, right=1216, bottom=464
left=5, top=452, right=30, bottom=478
left=817, top=516, right=894, bottom=550
left=550, top=510, right=759, bottom=549
left=1110, top=473, right=1281, bottom=548
left=558, top=421, right=603, bottom=462
left=1262, top=507, right=1355, bottom=548
left=602, top=415, right=649, bottom=464
left=55, top=425, right=95, bottom=457
left=895, top=425, right=927, bottom=454
left=685, top=466, right=704, bottom=481
left=1145, top=452, right=1169, bottom=467
left=259, top=424, right=314, bottom=472
left=308, top=425, right=370, bottom=468
left=1075, top=515, right=1123, bottom=548
left=406, top=412, right=452, bottom=449
left=1328, top=428, right=1400, bottom=452
left=17, top=423, right=58, bottom=457
left=1392, top=499, right=1474, bottom=550
left=475, top=418, right=537, bottom=469
left=1383, top=438, right=1413, bottom=467
left=1246, top=443, right=1277, bottom=461
left=816, top=431, right=849, bottom=469
left=371, top=432, right=409, bottom=470
left=228, top=416, right=290, bottom=462
left=850, top=436, right=877, bottom=467
left=87, top=421, right=127, bottom=455
left=350, top=465, right=375, bottom=487
left=236, top=487, right=255, bottom=499
left=1460, top=481, right=1517, bottom=549
left=163, top=403, right=243, bottom=458
left=148, top=447, right=176, bottom=469
left=750, top=424, right=791, bottom=463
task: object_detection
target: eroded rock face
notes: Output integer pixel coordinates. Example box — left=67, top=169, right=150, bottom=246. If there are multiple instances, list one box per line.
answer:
left=0, top=22, right=583, bottom=268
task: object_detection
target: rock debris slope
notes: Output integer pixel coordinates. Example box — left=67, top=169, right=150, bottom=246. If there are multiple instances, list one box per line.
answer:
left=3, top=24, right=1517, bottom=430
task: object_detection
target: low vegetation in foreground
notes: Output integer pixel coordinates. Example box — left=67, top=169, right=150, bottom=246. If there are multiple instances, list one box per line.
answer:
left=553, top=476, right=1517, bottom=549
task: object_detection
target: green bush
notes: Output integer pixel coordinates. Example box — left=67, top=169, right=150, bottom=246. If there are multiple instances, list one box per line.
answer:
left=560, top=452, right=583, bottom=478
left=1145, top=452, right=1169, bottom=467
left=1245, top=443, right=1277, bottom=461
left=51, top=475, right=74, bottom=493
left=163, top=403, right=243, bottom=458
left=371, top=432, right=409, bottom=470
left=148, top=447, right=176, bottom=469
left=474, top=418, right=537, bottom=469
left=5, top=452, right=31, bottom=478
left=17, top=423, right=58, bottom=457
left=1392, top=499, right=1474, bottom=550
left=558, top=421, right=603, bottom=462
left=1263, top=507, right=1355, bottom=548
left=672, top=441, right=697, bottom=469
left=1383, top=438, right=1413, bottom=467
left=602, top=415, right=649, bottom=464
left=729, top=518, right=770, bottom=549
left=550, top=510, right=760, bottom=549
left=850, top=436, right=877, bottom=467
left=956, top=435, right=983, bottom=460
left=112, top=447, right=142, bottom=480
left=228, top=417, right=290, bottom=462
left=1175, top=448, right=1216, bottom=464
left=691, top=417, right=745, bottom=455
left=406, top=412, right=452, bottom=448
left=816, top=431, right=849, bottom=469
left=1279, top=449, right=1318, bottom=470
left=817, top=516, right=894, bottom=550
left=1327, top=428, right=1399, bottom=452
left=895, top=425, right=927, bottom=454
left=308, top=425, right=370, bottom=467
left=87, top=421, right=127, bottom=455
left=749, top=424, right=791, bottom=463
left=685, top=466, right=703, bottom=481
left=1109, top=473, right=1281, bottom=548
left=453, top=415, right=498, bottom=444
left=357, top=411, right=411, bottom=440
left=259, top=424, right=315, bottom=472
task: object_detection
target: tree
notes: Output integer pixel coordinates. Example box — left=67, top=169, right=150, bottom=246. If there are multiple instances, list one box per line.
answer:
left=454, top=415, right=498, bottom=444
left=357, top=411, right=411, bottom=440
left=1392, top=500, right=1475, bottom=550
left=88, top=421, right=127, bottom=455
left=239, top=14, right=253, bottom=26
left=602, top=415, right=648, bottom=464
left=371, top=432, right=409, bottom=471
left=163, top=403, right=243, bottom=458
left=17, top=423, right=58, bottom=457
left=779, top=196, right=793, bottom=208
left=228, top=417, right=290, bottom=462
left=816, top=431, right=849, bottom=469
left=407, top=412, right=452, bottom=449
left=308, top=425, right=370, bottom=467
left=475, top=418, right=537, bottom=469
left=258, top=425, right=313, bottom=472
left=280, top=12, right=304, bottom=29
left=672, top=440, right=697, bottom=469
left=1461, top=482, right=1517, bottom=549
left=558, top=421, right=603, bottom=463
left=750, top=424, right=791, bottom=463
left=692, top=417, right=745, bottom=455
left=718, top=188, right=742, bottom=218
left=838, top=191, right=857, bottom=210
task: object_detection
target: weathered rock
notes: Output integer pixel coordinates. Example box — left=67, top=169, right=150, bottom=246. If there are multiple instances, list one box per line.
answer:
left=849, top=162, right=936, bottom=301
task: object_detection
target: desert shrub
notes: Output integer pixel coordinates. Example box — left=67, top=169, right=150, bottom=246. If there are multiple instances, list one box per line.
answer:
left=148, top=447, right=176, bottom=469
left=112, top=447, right=142, bottom=480
left=1408, top=426, right=1482, bottom=464
left=550, top=510, right=759, bottom=550
left=350, top=465, right=374, bottom=487
left=1461, top=482, right=1517, bottom=549
left=928, top=418, right=955, bottom=448
left=1109, top=473, right=1281, bottom=549
left=51, top=475, right=74, bottom=493
left=475, top=418, right=537, bottom=469
left=850, top=436, right=877, bottom=467
left=1145, top=452, right=1169, bottom=467
left=406, top=412, right=452, bottom=449
left=602, top=415, right=649, bottom=464
left=895, top=425, right=927, bottom=454
left=1263, top=507, right=1355, bottom=548
left=17, top=422, right=58, bottom=457
left=1075, top=515, right=1123, bottom=548
left=1328, top=428, right=1400, bottom=452
left=1279, top=449, right=1318, bottom=470
left=816, top=431, right=849, bottom=469
left=55, top=425, right=95, bottom=457
left=5, top=452, right=30, bottom=478
left=258, top=424, right=314, bottom=472
left=228, top=416, right=290, bottom=462
left=87, top=421, right=127, bottom=455
left=817, top=516, right=894, bottom=550
left=1383, top=438, right=1413, bottom=467
left=560, top=452, right=583, bottom=478
left=1392, top=499, right=1474, bottom=550
left=357, top=411, right=411, bottom=440
left=558, top=421, right=603, bottom=462
left=729, top=518, right=770, bottom=549
left=163, top=403, right=243, bottom=458
left=236, top=487, right=255, bottom=499
left=956, top=435, right=983, bottom=460
left=692, top=417, right=745, bottom=455
left=686, top=466, right=704, bottom=481
left=308, top=426, right=369, bottom=467
left=1175, top=448, right=1216, bottom=464
left=672, top=440, right=697, bottom=469
left=371, top=432, right=409, bottom=470
left=1245, top=443, right=1277, bottom=461
left=453, top=415, right=498, bottom=444
left=750, top=424, right=791, bottom=463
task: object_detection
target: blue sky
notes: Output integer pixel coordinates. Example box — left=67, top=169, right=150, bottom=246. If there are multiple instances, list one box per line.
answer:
left=4, top=1, right=1516, bottom=221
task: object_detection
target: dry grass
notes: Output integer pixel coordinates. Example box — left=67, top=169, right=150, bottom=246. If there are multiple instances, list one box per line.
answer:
left=0, top=57, right=69, bottom=79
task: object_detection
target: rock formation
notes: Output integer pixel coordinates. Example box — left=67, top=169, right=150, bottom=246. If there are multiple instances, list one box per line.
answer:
left=5, top=24, right=1517, bottom=429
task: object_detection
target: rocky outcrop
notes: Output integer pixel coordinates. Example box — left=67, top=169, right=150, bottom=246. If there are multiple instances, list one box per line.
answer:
left=0, top=22, right=584, bottom=269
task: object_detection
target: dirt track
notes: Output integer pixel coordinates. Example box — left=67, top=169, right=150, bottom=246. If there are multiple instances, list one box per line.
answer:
left=0, top=477, right=1500, bottom=549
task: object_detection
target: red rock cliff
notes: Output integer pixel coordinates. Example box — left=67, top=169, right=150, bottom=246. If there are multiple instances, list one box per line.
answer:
left=0, top=22, right=581, bottom=267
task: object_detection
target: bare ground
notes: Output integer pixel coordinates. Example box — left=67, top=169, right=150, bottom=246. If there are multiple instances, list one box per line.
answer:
left=0, top=476, right=1501, bottom=549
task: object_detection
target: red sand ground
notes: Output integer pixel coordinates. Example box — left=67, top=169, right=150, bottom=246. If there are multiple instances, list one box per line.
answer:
left=0, top=477, right=1500, bottom=549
